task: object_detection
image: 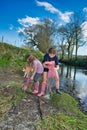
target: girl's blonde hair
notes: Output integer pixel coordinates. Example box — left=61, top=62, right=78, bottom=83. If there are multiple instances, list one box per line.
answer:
left=27, top=55, right=36, bottom=66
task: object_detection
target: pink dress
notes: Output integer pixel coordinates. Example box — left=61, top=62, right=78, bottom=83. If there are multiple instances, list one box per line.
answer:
left=33, top=59, right=43, bottom=74
left=45, top=61, right=55, bottom=78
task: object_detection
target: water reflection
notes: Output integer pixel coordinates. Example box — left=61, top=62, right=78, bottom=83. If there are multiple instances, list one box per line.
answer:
left=59, top=64, right=87, bottom=113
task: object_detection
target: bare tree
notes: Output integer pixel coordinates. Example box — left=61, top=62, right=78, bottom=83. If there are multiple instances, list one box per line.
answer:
left=71, top=12, right=86, bottom=60
left=20, top=18, right=56, bottom=53
left=56, top=26, right=67, bottom=59
left=57, top=25, right=74, bottom=60
left=65, top=23, right=75, bottom=60
left=57, top=11, right=87, bottom=60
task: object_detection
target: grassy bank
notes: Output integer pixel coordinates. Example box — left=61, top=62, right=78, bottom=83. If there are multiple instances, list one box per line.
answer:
left=0, top=42, right=43, bottom=121
left=0, top=42, right=87, bottom=129
left=0, top=42, right=43, bottom=68
left=36, top=93, right=87, bottom=130
left=59, top=56, right=87, bottom=69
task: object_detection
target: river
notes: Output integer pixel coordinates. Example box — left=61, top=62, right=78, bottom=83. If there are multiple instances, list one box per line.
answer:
left=59, top=64, right=87, bottom=114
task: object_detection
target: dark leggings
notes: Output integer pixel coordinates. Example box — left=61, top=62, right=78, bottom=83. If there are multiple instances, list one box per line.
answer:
left=34, top=73, right=42, bottom=82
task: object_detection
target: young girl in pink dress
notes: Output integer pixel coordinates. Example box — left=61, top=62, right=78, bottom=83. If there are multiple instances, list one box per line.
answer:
left=23, top=55, right=43, bottom=94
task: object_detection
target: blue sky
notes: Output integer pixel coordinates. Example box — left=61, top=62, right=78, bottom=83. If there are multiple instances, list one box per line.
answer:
left=0, top=0, right=87, bottom=55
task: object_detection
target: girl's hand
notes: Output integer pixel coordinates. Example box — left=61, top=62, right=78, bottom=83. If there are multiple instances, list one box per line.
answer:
left=43, top=62, right=49, bottom=68
left=26, top=75, right=29, bottom=78
left=54, top=68, right=57, bottom=72
left=30, top=76, right=34, bottom=80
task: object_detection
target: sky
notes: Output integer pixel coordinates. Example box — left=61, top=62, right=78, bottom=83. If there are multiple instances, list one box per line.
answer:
left=0, top=0, right=87, bottom=55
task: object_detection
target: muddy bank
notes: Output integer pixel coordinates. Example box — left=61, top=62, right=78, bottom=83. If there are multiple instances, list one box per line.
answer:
left=0, top=93, right=58, bottom=130
left=0, top=68, right=58, bottom=130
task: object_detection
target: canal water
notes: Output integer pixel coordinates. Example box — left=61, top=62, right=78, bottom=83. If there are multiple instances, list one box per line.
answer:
left=59, top=64, right=87, bottom=114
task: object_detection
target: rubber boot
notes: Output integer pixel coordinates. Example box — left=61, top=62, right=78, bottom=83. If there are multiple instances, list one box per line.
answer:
left=37, top=83, right=46, bottom=97
left=23, top=77, right=31, bottom=91
left=32, top=82, right=39, bottom=94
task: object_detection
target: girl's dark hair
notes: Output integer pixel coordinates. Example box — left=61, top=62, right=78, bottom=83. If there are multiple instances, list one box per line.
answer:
left=48, top=47, right=57, bottom=54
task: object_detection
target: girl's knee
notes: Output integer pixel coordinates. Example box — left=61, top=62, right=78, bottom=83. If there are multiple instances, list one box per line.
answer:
left=43, top=79, right=47, bottom=84
left=43, top=77, right=47, bottom=83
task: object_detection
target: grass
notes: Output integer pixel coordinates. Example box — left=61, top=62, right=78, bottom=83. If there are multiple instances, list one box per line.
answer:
left=36, top=113, right=87, bottom=130
left=0, top=42, right=43, bottom=68
left=0, top=81, right=27, bottom=121
left=50, top=93, right=80, bottom=116
left=0, top=42, right=43, bottom=121
left=0, top=42, right=87, bottom=129
left=35, top=93, right=87, bottom=130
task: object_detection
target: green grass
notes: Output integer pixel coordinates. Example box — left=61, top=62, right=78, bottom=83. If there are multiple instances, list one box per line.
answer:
left=0, top=42, right=43, bottom=68
left=36, top=93, right=87, bottom=130
left=36, top=113, right=87, bottom=130
left=0, top=81, right=28, bottom=121
left=50, top=93, right=80, bottom=116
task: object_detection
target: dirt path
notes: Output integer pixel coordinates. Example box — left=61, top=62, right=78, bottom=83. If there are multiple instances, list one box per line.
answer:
left=0, top=94, right=57, bottom=130
left=0, top=68, right=58, bottom=130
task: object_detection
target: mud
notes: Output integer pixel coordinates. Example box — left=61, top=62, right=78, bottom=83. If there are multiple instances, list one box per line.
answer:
left=0, top=68, right=58, bottom=130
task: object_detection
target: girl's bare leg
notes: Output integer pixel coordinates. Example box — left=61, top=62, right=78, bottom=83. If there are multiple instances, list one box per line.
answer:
left=55, top=71, right=62, bottom=94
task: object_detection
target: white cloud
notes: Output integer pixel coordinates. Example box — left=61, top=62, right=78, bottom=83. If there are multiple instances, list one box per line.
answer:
left=58, top=12, right=73, bottom=23
left=83, top=7, right=87, bottom=12
left=58, top=23, right=63, bottom=27
left=17, top=27, right=25, bottom=34
left=18, top=16, right=40, bottom=27
left=36, top=1, right=58, bottom=13
left=36, top=0, right=73, bottom=23
left=17, top=16, right=54, bottom=34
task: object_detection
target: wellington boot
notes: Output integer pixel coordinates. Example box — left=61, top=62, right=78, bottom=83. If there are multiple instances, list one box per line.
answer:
left=32, top=82, right=39, bottom=94
left=23, top=77, right=31, bottom=91
left=37, top=83, right=46, bottom=97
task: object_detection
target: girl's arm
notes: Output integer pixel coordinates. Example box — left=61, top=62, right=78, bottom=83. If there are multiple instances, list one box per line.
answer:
left=43, top=62, right=49, bottom=68
left=30, top=65, right=37, bottom=80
